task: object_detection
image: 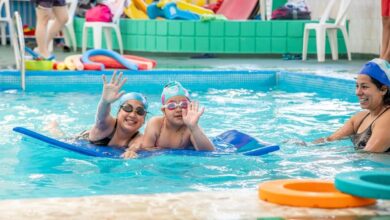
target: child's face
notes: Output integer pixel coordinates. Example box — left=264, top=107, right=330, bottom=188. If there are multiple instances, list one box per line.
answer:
left=161, top=96, right=190, bottom=126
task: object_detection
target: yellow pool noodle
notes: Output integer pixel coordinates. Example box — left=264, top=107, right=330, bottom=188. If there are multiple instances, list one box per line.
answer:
left=56, top=62, right=66, bottom=70
left=66, top=55, right=84, bottom=71
left=64, top=56, right=76, bottom=71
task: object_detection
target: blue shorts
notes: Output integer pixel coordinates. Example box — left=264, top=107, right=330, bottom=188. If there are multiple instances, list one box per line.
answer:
left=33, top=0, right=66, bottom=8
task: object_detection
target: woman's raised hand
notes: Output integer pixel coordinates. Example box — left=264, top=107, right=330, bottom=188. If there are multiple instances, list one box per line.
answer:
left=101, top=71, right=127, bottom=104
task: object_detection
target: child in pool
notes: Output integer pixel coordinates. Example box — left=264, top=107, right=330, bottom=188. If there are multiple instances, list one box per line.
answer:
left=122, top=81, right=215, bottom=158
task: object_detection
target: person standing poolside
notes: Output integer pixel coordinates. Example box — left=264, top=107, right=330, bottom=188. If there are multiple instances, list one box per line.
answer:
left=79, top=72, right=148, bottom=153
left=32, top=0, right=69, bottom=59
left=122, top=81, right=215, bottom=158
left=315, top=59, right=390, bottom=153
left=381, top=0, right=390, bottom=61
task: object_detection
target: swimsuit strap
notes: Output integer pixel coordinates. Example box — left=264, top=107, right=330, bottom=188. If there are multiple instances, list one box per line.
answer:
left=106, top=119, right=118, bottom=138
left=370, top=107, right=390, bottom=126
left=88, top=119, right=118, bottom=145
left=355, top=107, right=390, bottom=133
left=351, top=107, right=390, bottom=150
left=354, top=112, right=370, bottom=133
left=129, top=131, right=139, bottom=142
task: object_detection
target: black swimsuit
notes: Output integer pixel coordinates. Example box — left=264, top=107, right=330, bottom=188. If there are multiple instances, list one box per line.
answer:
left=79, top=120, right=139, bottom=147
left=351, top=107, right=390, bottom=150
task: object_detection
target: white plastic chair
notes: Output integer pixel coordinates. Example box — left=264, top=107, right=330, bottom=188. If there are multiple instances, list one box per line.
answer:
left=302, top=0, right=352, bottom=62
left=82, top=0, right=125, bottom=54
left=48, top=0, right=78, bottom=52
left=259, top=0, right=266, bottom=21
left=0, top=0, right=13, bottom=46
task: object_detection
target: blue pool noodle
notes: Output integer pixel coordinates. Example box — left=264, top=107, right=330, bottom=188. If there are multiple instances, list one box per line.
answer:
left=81, top=49, right=138, bottom=70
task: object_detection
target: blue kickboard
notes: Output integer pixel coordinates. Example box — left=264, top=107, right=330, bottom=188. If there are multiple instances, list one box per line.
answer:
left=13, top=127, right=280, bottom=159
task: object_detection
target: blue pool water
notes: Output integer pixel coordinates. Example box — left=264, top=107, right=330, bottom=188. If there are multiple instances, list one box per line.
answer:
left=0, top=70, right=389, bottom=200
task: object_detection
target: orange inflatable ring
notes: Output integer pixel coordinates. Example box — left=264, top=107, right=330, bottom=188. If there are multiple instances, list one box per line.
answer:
left=258, top=179, right=376, bottom=208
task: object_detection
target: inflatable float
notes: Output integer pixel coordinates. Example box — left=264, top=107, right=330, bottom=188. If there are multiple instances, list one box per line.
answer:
left=147, top=2, right=200, bottom=20
left=259, top=179, right=376, bottom=208
left=13, top=127, right=280, bottom=159
left=124, top=1, right=148, bottom=19
left=335, top=171, right=390, bottom=200
left=25, top=60, right=53, bottom=71
left=158, top=0, right=214, bottom=15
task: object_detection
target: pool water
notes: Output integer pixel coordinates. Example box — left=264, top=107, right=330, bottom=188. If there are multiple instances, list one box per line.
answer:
left=0, top=71, right=389, bottom=200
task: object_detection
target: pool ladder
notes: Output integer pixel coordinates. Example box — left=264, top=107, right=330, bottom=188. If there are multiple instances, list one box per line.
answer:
left=11, top=11, right=26, bottom=90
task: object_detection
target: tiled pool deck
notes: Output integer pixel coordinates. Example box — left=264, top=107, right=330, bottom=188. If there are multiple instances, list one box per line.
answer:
left=1, top=45, right=388, bottom=219
left=0, top=190, right=389, bottom=220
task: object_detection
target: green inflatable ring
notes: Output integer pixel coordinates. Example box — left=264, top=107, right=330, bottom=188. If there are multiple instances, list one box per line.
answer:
left=25, top=60, right=53, bottom=71
left=335, top=171, right=390, bottom=200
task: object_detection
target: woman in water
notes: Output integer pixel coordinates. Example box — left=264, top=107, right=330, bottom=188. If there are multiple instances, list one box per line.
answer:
left=315, top=59, right=390, bottom=153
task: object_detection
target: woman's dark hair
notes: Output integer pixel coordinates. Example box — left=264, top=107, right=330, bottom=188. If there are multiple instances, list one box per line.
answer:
left=370, top=76, right=390, bottom=105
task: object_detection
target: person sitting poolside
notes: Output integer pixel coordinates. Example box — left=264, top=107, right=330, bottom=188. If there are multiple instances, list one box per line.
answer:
left=314, top=59, right=390, bottom=153
left=122, top=81, right=215, bottom=158
left=79, top=71, right=148, bottom=153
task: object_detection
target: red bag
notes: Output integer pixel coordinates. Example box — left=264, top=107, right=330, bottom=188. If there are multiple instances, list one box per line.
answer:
left=85, top=4, right=113, bottom=22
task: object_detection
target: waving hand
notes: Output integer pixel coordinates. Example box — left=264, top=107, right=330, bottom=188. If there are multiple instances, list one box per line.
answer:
left=182, top=101, right=204, bottom=129
left=101, top=71, right=127, bottom=104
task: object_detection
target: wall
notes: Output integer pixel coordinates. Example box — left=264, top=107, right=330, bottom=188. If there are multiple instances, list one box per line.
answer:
left=75, top=18, right=348, bottom=54
left=305, top=0, right=381, bottom=54
left=10, top=0, right=382, bottom=55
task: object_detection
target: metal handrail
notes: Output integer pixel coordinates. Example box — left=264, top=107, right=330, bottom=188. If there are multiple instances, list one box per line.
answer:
left=12, top=11, right=25, bottom=90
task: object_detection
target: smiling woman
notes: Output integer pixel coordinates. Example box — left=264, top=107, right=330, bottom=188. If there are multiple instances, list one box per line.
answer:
left=314, top=59, right=390, bottom=153
left=79, top=71, right=148, bottom=153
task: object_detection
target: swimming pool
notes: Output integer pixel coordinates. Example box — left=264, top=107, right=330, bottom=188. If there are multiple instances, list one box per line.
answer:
left=1, top=70, right=389, bottom=200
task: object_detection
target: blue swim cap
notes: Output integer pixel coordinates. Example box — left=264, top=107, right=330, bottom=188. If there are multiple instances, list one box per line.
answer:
left=118, top=92, right=148, bottom=110
left=359, top=59, right=390, bottom=86
left=161, top=81, right=190, bottom=104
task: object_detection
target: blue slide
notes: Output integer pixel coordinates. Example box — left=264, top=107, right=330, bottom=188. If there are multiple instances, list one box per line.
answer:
left=13, top=127, right=280, bottom=159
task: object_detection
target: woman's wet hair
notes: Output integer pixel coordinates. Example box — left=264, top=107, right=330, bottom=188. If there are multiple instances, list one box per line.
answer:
left=370, top=76, right=390, bottom=105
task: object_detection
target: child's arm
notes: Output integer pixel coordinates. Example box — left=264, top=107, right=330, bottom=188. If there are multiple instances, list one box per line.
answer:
left=141, top=117, right=161, bottom=148
left=189, top=125, right=215, bottom=151
left=183, top=101, right=215, bottom=151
